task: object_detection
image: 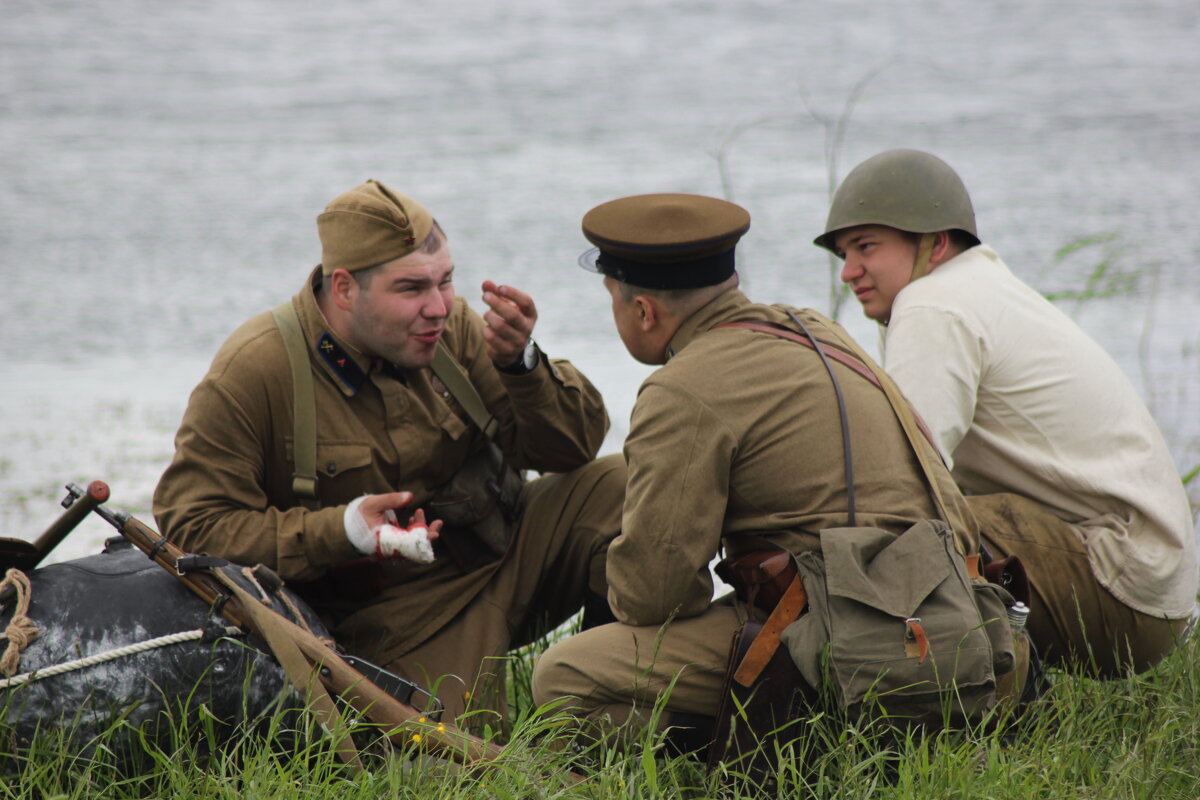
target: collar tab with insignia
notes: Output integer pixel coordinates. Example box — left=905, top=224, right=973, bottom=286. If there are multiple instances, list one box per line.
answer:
left=317, top=332, right=367, bottom=393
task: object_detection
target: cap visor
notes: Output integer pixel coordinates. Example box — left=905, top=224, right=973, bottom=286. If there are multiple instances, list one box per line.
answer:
left=577, top=246, right=603, bottom=273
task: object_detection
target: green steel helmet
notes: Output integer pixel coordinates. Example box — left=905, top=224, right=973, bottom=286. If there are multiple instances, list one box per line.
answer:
left=814, top=149, right=981, bottom=255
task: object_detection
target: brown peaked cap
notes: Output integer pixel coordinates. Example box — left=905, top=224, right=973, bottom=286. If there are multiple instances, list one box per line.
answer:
left=580, top=193, right=750, bottom=289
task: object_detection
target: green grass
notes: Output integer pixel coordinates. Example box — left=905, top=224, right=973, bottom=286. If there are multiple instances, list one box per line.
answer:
left=4, top=625, right=1200, bottom=799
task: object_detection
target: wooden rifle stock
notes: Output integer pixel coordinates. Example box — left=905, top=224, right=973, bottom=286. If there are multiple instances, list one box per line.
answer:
left=88, top=490, right=507, bottom=770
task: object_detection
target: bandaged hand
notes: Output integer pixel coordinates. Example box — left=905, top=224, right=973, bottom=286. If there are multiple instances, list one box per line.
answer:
left=344, top=493, right=440, bottom=564
left=374, top=508, right=439, bottom=562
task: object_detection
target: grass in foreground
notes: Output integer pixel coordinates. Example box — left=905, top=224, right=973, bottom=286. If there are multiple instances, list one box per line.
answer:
left=3, top=629, right=1199, bottom=800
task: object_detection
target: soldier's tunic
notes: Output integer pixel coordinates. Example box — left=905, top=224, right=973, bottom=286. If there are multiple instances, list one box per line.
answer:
left=532, top=289, right=971, bottom=724
left=154, top=269, right=623, bottom=714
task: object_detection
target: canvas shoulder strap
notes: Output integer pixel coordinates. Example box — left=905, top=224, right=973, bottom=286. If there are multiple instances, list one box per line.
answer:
left=797, top=311, right=978, bottom=555
left=719, top=312, right=976, bottom=555
left=431, top=343, right=500, bottom=440
left=271, top=301, right=320, bottom=508
left=270, top=303, right=500, bottom=511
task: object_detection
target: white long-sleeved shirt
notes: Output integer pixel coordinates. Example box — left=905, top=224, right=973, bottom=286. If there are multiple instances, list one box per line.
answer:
left=882, top=244, right=1197, bottom=619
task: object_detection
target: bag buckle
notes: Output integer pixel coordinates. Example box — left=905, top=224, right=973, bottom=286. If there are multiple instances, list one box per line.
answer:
left=904, top=617, right=929, bottom=664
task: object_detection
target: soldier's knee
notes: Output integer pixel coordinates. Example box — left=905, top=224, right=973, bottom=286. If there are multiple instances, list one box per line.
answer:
left=531, top=640, right=575, bottom=708
left=531, top=631, right=610, bottom=712
left=571, top=453, right=628, bottom=548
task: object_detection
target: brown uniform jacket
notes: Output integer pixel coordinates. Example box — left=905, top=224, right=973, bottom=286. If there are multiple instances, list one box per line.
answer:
left=153, top=268, right=609, bottom=654
left=608, top=289, right=976, bottom=627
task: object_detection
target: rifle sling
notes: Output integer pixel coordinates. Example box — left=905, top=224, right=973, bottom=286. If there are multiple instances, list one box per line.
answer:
left=212, top=570, right=364, bottom=771
left=210, top=568, right=506, bottom=765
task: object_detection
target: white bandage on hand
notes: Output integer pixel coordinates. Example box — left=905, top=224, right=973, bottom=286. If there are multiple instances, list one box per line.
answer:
left=343, top=496, right=436, bottom=564
left=373, top=523, right=436, bottom=563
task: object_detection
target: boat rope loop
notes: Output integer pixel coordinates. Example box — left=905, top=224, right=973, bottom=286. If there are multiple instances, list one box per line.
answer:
left=1, top=568, right=39, bottom=677
left=0, top=625, right=242, bottom=690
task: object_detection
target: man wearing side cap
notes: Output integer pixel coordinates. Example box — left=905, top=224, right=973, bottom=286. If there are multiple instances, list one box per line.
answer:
left=531, top=193, right=982, bottom=747
left=816, top=149, right=1196, bottom=677
left=154, top=180, right=625, bottom=720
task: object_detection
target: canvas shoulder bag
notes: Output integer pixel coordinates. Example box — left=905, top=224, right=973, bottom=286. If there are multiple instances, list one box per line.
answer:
left=716, top=311, right=1029, bottom=729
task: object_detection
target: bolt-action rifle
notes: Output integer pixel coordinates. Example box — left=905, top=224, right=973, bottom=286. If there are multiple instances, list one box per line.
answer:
left=67, top=480, right=505, bottom=772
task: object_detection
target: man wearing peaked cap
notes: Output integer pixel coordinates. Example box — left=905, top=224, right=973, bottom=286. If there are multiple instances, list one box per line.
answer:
left=819, top=149, right=1196, bottom=677
left=154, top=179, right=626, bottom=721
left=578, top=193, right=751, bottom=290
left=532, top=192, right=985, bottom=755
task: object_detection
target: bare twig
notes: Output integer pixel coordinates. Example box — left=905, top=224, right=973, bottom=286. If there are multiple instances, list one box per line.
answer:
left=1137, top=260, right=1163, bottom=415
left=800, top=62, right=895, bottom=320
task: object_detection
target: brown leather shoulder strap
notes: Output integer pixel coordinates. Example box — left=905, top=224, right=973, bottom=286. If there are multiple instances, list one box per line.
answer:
left=720, top=316, right=860, bottom=525
left=716, top=320, right=941, bottom=466
left=719, top=321, right=883, bottom=389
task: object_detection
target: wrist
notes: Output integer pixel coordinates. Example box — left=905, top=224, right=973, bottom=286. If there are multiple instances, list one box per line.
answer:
left=344, top=495, right=375, bottom=554
left=496, top=339, right=540, bottom=375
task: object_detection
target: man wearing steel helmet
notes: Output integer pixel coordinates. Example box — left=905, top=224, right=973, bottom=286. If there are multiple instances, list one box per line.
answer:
left=154, top=180, right=625, bottom=720
left=532, top=193, right=986, bottom=749
left=817, top=149, right=1197, bottom=677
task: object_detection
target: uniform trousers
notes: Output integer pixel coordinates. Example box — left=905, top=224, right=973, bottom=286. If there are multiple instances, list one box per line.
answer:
left=531, top=597, right=750, bottom=734
left=969, top=492, right=1189, bottom=678
left=386, top=453, right=625, bottom=721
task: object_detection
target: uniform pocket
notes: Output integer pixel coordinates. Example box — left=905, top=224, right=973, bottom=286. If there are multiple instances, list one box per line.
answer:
left=314, top=442, right=373, bottom=479
left=283, top=439, right=375, bottom=503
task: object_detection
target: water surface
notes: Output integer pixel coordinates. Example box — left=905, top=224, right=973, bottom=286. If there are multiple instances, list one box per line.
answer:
left=3, top=0, right=1198, bottom=556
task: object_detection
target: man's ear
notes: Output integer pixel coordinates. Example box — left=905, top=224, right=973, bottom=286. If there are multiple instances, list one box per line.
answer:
left=328, top=269, right=357, bottom=311
left=633, top=294, right=659, bottom=332
left=928, top=231, right=956, bottom=270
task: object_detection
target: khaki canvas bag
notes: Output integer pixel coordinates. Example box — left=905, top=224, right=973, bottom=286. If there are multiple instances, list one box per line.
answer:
left=714, top=311, right=1034, bottom=736
left=782, top=521, right=1001, bottom=727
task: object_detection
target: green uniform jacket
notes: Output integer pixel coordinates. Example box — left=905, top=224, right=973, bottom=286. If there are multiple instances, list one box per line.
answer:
left=608, top=289, right=973, bottom=627
left=153, top=268, right=609, bottom=656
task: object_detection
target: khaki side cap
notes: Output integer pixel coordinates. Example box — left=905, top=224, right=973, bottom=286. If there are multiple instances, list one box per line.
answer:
left=317, top=179, right=435, bottom=274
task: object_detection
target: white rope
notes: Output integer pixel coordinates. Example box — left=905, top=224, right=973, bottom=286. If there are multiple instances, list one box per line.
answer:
left=0, top=626, right=242, bottom=690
